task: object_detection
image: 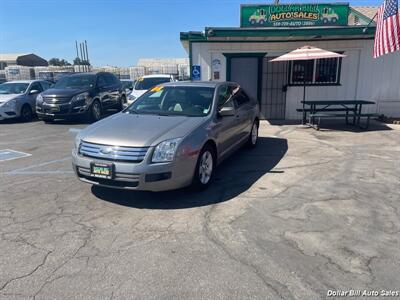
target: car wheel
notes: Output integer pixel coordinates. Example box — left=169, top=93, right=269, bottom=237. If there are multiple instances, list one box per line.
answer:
left=20, top=104, right=33, bottom=122
left=191, top=144, right=215, bottom=191
left=118, top=95, right=125, bottom=110
left=247, top=120, right=259, bottom=148
left=90, top=100, right=102, bottom=122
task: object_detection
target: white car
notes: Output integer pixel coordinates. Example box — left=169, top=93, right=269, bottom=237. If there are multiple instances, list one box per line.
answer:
left=127, top=74, right=174, bottom=104
left=0, top=80, right=52, bottom=122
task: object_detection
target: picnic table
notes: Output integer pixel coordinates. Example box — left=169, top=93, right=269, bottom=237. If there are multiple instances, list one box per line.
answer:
left=297, top=100, right=377, bottom=130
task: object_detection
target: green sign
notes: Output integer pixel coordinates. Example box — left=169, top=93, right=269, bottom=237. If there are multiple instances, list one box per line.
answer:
left=241, top=3, right=349, bottom=27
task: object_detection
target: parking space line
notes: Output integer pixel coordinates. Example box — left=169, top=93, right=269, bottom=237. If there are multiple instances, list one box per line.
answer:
left=5, top=157, right=71, bottom=175
left=0, top=149, right=32, bottom=162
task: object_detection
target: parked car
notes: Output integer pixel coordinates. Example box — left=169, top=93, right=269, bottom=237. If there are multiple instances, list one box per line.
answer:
left=0, top=80, right=52, bottom=122
left=127, top=74, right=174, bottom=104
left=72, top=81, right=260, bottom=191
left=36, top=72, right=126, bottom=122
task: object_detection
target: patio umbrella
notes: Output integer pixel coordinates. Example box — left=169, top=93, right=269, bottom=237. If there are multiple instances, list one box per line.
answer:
left=269, top=46, right=346, bottom=123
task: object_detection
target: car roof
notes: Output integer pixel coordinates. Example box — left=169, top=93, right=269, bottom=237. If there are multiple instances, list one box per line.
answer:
left=161, top=81, right=236, bottom=88
left=140, top=74, right=172, bottom=78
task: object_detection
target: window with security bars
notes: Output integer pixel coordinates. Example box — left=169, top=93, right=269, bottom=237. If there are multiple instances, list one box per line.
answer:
left=289, top=57, right=342, bottom=85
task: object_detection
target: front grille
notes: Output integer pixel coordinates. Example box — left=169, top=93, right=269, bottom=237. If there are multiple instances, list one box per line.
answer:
left=43, top=96, right=72, bottom=104
left=79, top=141, right=149, bottom=163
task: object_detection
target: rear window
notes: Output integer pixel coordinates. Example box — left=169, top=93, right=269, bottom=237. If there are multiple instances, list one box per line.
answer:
left=134, top=77, right=171, bottom=90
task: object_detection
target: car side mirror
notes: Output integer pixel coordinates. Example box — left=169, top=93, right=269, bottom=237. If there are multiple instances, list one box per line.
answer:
left=128, top=87, right=133, bottom=91
left=218, top=106, right=235, bottom=117
left=29, top=89, right=39, bottom=95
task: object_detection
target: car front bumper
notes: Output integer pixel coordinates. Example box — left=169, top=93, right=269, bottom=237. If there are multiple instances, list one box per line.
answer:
left=71, top=148, right=198, bottom=192
left=36, top=102, right=88, bottom=119
left=0, top=106, right=18, bottom=120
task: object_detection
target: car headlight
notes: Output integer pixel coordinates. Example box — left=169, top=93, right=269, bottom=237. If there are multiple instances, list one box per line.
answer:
left=36, top=93, right=43, bottom=104
left=128, top=94, right=136, bottom=101
left=74, top=133, right=82, bottom=150
left=152, top=138, right=182, bottom=163
left=2, top=99, right=16, bottom=110
left=71, top=92, right=89, bottom=103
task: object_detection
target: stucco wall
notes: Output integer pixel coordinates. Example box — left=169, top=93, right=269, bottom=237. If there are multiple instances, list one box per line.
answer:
left=191, top=39, right=400, bottom=119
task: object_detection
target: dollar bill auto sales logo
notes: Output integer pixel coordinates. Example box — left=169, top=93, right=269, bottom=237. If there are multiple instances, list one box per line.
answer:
left=268, top=4, right=319, bottom=22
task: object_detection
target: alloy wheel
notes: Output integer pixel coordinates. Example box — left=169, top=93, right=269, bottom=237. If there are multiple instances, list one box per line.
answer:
left=199, top=150, right=213, bottom=185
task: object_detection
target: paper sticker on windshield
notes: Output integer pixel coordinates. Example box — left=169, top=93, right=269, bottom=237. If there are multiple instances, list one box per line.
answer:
left=138, top=77, right=144, bottom=81
left=150, top=86, right=163, bottom=92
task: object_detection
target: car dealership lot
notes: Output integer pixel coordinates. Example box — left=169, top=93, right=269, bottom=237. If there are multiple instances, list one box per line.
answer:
left=0, top=120, right=399, bottom=299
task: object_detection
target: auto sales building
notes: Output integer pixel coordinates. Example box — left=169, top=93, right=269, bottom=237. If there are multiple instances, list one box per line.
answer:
left=180, top=3, right=400, bottom=120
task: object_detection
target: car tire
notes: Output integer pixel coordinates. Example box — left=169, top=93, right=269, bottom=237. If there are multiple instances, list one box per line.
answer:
left=20, top=104, right=33, bottom=122
left=118, top=95, right=125, bottom=111
left=191, top=144, right=216, bottom=191
left=247, top=120, right=259, bottom=148
left=89, top=100, right=102, bottom=122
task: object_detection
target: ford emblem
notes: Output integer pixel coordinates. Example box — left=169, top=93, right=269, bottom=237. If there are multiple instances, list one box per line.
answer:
left=100, top=147, right=113, bottom=154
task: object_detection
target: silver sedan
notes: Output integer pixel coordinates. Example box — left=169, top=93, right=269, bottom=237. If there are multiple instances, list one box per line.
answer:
left=72, top=81, right=260, bottom=191
left=0, top=80, right=52, bottom=122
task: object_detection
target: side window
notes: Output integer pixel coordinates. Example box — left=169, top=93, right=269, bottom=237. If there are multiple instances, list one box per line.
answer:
left=40, top=81, right=51, bottom=90
left=217, top=85, right=234, bottom=109
left=30, top=82, right=43, bottom=92
left=232, top=88, right=250, bottom=107
left=97, top=75, right=107, bottom=87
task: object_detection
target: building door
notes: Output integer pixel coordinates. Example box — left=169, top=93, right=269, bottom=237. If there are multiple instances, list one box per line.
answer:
left=261, top=57, right=288, bottom=120
left=230, top=57, right=259, bottom=101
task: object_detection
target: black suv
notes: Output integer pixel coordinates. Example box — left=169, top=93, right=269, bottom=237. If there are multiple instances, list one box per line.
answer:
left=36, top=72, right=126, bottom=122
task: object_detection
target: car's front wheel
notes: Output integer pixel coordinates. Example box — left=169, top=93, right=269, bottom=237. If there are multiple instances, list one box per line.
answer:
left=191, top=144, right=215, bottom=191
left=20, top=104, right=33, bottom=122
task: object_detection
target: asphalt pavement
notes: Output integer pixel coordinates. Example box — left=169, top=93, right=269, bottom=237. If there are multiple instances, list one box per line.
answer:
left=0, top=118, right=399, bottom=299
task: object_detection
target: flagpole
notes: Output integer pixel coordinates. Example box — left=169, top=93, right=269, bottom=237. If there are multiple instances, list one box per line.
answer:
left=363, top=12, right=378, bottom=33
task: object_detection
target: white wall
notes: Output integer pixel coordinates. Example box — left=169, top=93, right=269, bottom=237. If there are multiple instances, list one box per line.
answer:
left=191, top=39, right=400, bottom=119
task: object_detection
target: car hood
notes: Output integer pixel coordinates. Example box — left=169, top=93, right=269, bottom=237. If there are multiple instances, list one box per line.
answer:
left=0, top=94, right=19, bottom=103
left=41, top=88, right=89, bottom=97
left=130, top=89, right=146, bottom=98
left=80, top=112, right=206, bottom=147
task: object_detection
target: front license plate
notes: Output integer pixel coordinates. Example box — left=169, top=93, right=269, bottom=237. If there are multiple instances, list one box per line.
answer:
left=90, top=163, right=113, bottom=179
left=50, top=106, right=60, bottom=112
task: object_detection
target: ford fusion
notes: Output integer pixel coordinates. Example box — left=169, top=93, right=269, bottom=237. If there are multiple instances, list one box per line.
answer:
left=72, top=81, right=259, bottom=191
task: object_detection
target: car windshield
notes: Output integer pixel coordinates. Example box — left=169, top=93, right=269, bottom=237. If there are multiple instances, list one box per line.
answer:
left=134, top=77, right=171, bottom=90
left=126, top=86, right=215, bottom=117
left=53, top=74, right=95, bottom=89
left=0, top=82, right=29, bottom=94
left=122, top=81, right=133, bottom=89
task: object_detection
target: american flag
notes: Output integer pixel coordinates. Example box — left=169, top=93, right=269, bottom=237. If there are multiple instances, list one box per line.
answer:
left=374, top=0, right=400, bottom=58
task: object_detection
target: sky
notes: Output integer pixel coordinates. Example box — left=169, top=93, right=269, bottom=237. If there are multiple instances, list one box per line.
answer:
left=0, top=0, right=381, bottom=67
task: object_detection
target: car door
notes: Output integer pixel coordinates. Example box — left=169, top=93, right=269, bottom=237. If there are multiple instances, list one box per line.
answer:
left=231, top=87, right=254, bottom=142
left=105, top=73, right=121, bottom=106
left=96, top=74, right=112, bottom=108
left=27, top=82, right=43, bottom=108
left=214, top=84, right=241, bottom=158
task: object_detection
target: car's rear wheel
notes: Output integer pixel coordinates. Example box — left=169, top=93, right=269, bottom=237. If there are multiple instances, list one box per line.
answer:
left=89, top=100, right=102, bottom=122
left=191, top=144, right=215, bottom=191
left=247, top=120, right=259, bottom=148
left=20, top=104, right=33, bottom=122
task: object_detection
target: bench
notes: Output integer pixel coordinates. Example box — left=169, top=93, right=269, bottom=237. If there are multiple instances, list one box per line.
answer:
left=309, top=113, right=379, bottom=130
left=296, top=108, right=350, bottom=113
